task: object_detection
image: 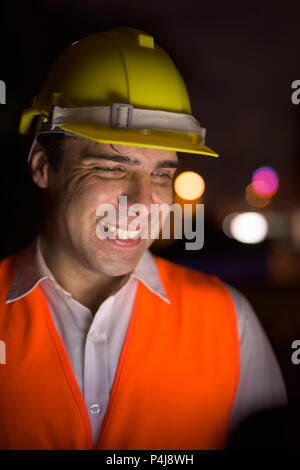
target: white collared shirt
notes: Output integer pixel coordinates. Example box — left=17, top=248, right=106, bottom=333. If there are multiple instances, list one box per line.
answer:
left=5, top=236, right=287, bottom=447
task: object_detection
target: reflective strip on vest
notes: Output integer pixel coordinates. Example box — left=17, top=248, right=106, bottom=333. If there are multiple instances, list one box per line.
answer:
left=0, top=253, right=240, bottom=450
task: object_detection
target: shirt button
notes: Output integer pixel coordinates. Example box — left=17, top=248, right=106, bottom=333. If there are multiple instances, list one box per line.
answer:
left=88, top=332, right=106, bottom=343
left=88, top=332, right=99, bottom=343
left=89, top=403, right=101, bottom=414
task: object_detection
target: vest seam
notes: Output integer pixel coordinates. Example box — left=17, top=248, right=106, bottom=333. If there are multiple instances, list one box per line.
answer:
left=38, top=285, right=93, bottom=450
left=96, top=279, right=142, bottom=448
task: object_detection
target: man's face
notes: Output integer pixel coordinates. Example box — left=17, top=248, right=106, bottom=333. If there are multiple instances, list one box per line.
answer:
left=43, top=137, right=179, bottom=277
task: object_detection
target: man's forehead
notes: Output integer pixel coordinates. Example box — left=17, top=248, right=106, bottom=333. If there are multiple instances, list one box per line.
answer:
left=68, top=138, right=179, bottom=163
left=80, top=139, right=178, bottom=161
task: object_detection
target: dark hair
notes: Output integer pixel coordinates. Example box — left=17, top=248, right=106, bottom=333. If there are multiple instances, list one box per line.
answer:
left=36, top=133, right=69, bottom=170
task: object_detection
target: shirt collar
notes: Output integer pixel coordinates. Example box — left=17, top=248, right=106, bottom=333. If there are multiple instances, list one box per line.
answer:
left=5, top=236, right=170, bottom=305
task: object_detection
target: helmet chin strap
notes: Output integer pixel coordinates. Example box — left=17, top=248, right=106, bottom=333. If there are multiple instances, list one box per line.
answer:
left=27, top=136, right=38, bottom=164
left=27, top=131, right=72, bottom=164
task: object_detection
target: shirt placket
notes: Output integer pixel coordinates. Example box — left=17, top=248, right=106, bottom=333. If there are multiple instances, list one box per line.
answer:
left=83, top=296, right=114, bottom=447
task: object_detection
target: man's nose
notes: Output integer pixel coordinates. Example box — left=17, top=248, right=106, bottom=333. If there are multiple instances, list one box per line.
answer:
left=121, top=179, right=154, bottom=215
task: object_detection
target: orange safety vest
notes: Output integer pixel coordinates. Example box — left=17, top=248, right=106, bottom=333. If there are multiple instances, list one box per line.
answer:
left=0, top=251, right=240, bottom=450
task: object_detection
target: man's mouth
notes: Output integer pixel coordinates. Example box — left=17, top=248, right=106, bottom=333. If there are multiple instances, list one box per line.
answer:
left=98, top=219, right=142, bottom=240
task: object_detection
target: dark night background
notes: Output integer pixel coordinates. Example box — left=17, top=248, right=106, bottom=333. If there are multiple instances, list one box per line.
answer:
left=1, top=0, right=300, bottom=449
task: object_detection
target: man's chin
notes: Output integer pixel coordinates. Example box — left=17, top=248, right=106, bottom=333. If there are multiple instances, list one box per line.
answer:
left=94, top=261, right=138, bottom=278
left=90, top=249, right=142, bottom=277
left=87, top=233, right=152, bottom=274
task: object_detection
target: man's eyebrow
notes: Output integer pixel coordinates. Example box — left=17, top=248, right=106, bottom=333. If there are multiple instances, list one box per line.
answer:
left=155, top=160, right=179, bottom=169
left=82, top=153, right=179, bottom=168
left=82, top=153, right=141, bottom=164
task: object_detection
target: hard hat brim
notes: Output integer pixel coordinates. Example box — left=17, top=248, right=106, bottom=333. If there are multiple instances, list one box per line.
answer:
left=59, top=124, right=219, bottom=157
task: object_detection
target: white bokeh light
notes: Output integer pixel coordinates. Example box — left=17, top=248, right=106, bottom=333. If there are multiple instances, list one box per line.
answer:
left=229, top=212, right=268, bottom=244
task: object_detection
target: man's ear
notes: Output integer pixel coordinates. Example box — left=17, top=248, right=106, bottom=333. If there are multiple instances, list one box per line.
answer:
left=30, top=141, right=50, bottom=189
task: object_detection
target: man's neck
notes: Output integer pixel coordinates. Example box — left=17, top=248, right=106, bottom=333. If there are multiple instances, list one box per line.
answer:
left=39, top=234, right=130, bottom=315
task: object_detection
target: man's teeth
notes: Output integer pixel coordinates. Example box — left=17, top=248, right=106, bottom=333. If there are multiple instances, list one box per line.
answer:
left=99, top=220, right=142, bottom=239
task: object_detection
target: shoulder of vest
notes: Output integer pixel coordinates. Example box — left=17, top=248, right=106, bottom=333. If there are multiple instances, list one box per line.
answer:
left=0, top=251, right=23, bottom=302
left=153, top=255, right=231, bottom=299
left=0, top=251, right=22, bottom=270
left=152, top=256, right=239, bottom=337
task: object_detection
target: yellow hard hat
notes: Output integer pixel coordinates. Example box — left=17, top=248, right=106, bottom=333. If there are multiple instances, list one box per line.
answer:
left=20, top=27, right=218, bottom=157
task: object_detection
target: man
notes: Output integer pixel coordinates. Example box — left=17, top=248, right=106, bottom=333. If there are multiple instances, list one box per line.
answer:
left=0, top=27, right=287, bottom=450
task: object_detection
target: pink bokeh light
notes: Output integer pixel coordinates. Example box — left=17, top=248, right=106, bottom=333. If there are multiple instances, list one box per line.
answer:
left=252, top=166, right=279, bottom=196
